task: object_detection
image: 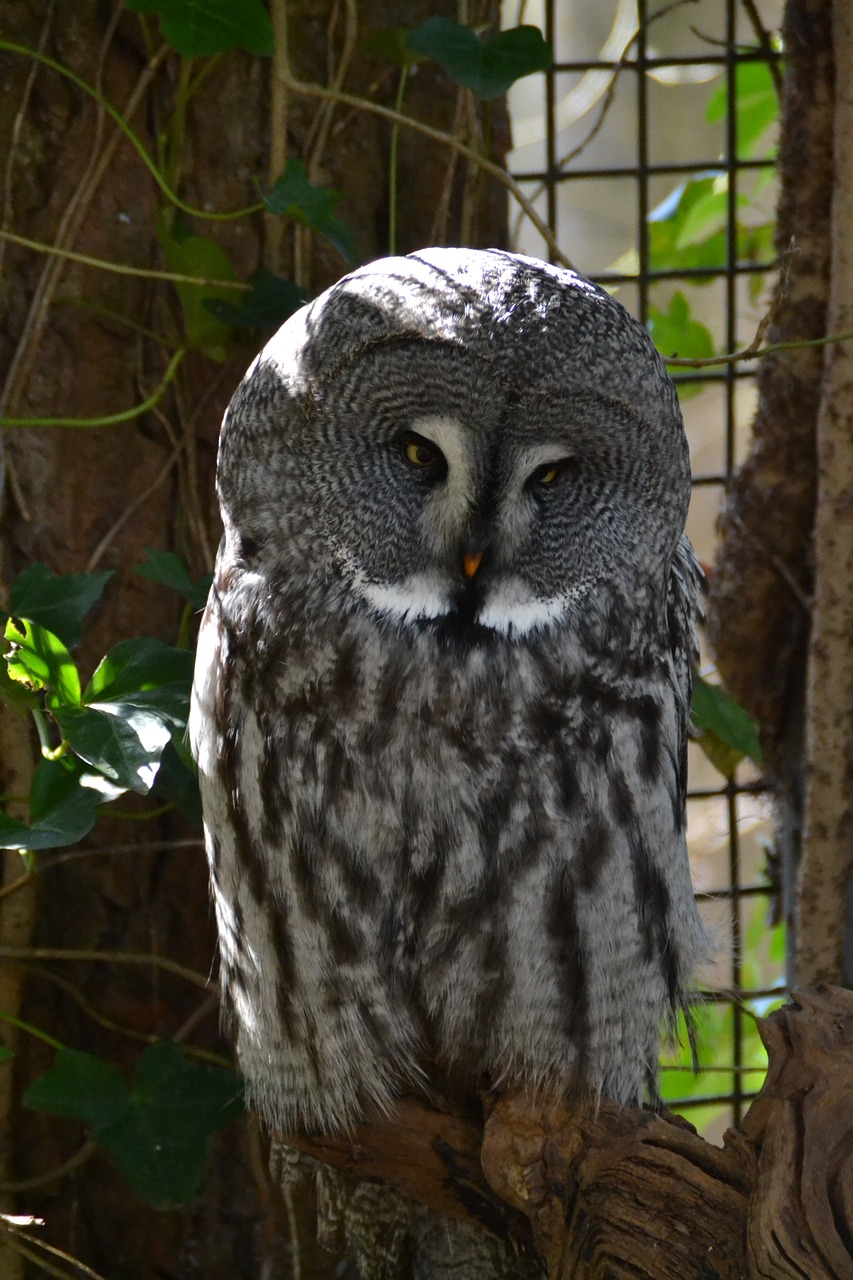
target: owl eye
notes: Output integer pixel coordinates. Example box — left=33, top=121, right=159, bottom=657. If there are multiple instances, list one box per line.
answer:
left=529, top=461, right=562, bottom=487
left=401, top=435, right=445, bottom=473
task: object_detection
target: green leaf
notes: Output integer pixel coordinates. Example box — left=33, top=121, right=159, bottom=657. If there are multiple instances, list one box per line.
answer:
left=9, top=564, right=112, bottom=649
left=674, top=185, right=748, bottom=252
left=5, top=619, right=81, bottom=705
left=134, top=550, right=212, bottom=610
left=126, top=0, right=274, bottom=57
left=24, top=1049, right=131, bottom=1129
left=706, top=60, right=779, bottom=158
left=407, top=19, right=551, bottom=100
left=205, top=269, right=306, bottom=331
left=0, top=658, right=38, bottom=714
left=0, top=1047, right=13, bottom=1063
left=151, top=741, right=202, bottom=827
left=263, top=159, right=356, bottom=265
left=160, top=227, right=237, bottom=359
left=362, top=26, right=426, bottom=68
left=28, top=1042, right=243, bottom=1209
left=85, top=638, right=194, bottom=729
left=692, top=674, right=763, bottom=769
left=99, top=1043, right=243, bottom=1208
left=53, top=704, right=172, bottom=795
left=648, top=292, right=715, bottom=398
left=0, top=758, right=104, bottom=851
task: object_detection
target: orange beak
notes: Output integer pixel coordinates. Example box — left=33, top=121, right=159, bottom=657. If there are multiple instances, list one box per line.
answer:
left=463, top=550, right=484, bottom=579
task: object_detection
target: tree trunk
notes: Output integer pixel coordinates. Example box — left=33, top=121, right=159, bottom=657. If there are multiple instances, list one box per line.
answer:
left=287, top=986, right=853, bottom=1280
left=0, top=3, right=505, bottom=1275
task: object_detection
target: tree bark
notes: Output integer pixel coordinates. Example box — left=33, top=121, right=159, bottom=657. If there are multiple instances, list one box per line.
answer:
left=797, top=0, right=853, bottom=985
left=707, top=0, right=834, bottom=980
left=0, top=3, right=505, bottom=1276
left=286, top=987, right=853, bottom=1280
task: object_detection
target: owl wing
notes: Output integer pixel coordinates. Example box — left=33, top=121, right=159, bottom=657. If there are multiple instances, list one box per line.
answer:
left=667, top=532, right=706, bottom=815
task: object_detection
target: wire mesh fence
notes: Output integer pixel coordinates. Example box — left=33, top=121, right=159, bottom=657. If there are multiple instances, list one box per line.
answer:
left=506, top=0, right=784, bottom=1134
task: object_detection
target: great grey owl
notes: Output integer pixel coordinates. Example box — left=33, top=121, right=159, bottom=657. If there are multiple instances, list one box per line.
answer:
left=190, top=247, right=706, bottom=1270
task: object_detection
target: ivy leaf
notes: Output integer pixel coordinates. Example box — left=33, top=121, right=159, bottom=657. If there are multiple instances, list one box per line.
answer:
left=25, top=1048, right=130, bottom=1129
left=151, top=740, right=202, bottom=827
left=135, top=549, right=212, bottom=611
left=85, top=638, right=195, bottom=730
left=26, top=1043, right=244, bottom=1209
left=648, top=292, right=715, bottom=399
left=5, top=619, right=81, bottom=706
left=160, top=226, right=238, bottom=360
left=362, top=26, right=426, bottom=68
left=52, top=704, right=172, bottom=795
left=0, top=758, right=104, bottom=851
left=8, top=564, right=112, bottom=649
left=674, top=184, right=749, bottom=252
left=263, top=160, right=356, bottom=265
left=407, top=20, right=551, bottom=100
left=706, top=60, right=779, bottom=158
left=205, top=269, right=306, bottom=331
left=126, top=0, right=274, bottom=57
left=692, top=674, right=763, bottom=777
left=0, top=658, right=38, bottom=715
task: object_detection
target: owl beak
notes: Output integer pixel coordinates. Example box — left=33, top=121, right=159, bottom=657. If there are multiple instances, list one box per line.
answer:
left=463, top=549, right=484, bottom=579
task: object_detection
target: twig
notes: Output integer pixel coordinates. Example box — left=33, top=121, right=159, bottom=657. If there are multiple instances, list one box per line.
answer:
left=0, top=1142, right=96, bottom=1195
left=283, top=74, right=572, bottom=269
left=739, top=0, right=784, bottom=98
left=265, top=0, right=289, bottom=273
left=85, top=444, right=180, bottom=572
left=0, top=347, right=186, bottom=429
left=0, top=0, right=53, bottom=279
left=0, top=946, right=214, bottom=992
left=0, top=230, right=251, bottom=290
left=0, top=1220, right=107, bottom=1280
left=665, top=328, right=853, bottom=369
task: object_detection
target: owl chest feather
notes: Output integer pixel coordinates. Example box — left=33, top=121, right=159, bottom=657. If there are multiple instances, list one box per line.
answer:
left=193, top=588, right=703, bottom=1126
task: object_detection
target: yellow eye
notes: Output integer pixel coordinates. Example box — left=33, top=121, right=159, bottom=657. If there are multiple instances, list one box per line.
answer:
left=405, top=439, right=437, bottom=468
left=532, top=463, right=560, bottom=485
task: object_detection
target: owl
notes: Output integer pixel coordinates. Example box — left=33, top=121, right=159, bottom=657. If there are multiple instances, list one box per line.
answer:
left=189, top=246, right=705, bottom=1148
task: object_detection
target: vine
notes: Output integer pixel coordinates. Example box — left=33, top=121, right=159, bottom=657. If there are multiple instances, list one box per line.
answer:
left=0, top=0, right=794, bottom=1272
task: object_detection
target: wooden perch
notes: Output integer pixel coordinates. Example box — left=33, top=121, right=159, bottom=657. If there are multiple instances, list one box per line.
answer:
left=284, top=986, right=853, bottom=1280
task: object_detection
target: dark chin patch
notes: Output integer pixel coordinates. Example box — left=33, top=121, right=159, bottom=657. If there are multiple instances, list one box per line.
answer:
left=414, top=579, right=497, bottom=648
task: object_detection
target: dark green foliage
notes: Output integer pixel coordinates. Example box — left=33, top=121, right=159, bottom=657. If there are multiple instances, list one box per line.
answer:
left=407, top=19, right=552, bottom=100
left=125, top=0, right=274, bottom=57
left=25, top=1042, right=244, bottom=1208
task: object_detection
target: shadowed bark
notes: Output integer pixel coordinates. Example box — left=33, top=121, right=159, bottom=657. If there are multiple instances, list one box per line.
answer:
left=286, top=987, right=853, bottom=1280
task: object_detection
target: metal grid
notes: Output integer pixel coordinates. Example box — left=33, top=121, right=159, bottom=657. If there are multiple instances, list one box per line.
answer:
left=507, top=0, right=783, bottom=1131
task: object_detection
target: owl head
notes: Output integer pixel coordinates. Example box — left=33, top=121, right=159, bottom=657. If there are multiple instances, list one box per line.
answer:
left=215, top=249, right=690, bottom=646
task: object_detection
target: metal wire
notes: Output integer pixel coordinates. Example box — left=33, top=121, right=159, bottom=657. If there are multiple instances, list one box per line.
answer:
left=509, top=0, right=784, bottom=1131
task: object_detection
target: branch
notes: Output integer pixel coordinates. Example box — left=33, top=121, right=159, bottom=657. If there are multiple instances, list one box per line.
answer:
left=281, top=987, right=853, bottom=1279
left=797, top=0, right=853, bottom=986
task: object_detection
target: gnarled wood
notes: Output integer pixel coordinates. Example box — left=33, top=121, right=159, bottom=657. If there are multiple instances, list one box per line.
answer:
left=284, top=988, right=853, bottom=1280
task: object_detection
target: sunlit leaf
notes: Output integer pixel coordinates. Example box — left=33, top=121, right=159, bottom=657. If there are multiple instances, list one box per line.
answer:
left=5, top=619, right=81, bottom=706
left=85, top=638, right=194, bottom=729
left=692, top=674, right=763, bottom=768
left=706, top=59, right=779, bottom=158
left=53, top=704, right=172, bottom=795
left=648, top=292, right=715, bottom=398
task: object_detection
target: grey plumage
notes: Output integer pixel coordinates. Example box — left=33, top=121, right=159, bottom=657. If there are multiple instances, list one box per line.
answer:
left=190, top=247, right=706, bottom=1269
